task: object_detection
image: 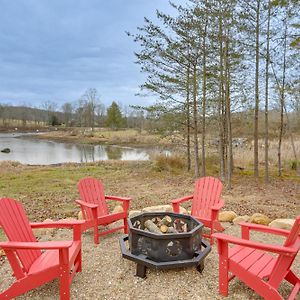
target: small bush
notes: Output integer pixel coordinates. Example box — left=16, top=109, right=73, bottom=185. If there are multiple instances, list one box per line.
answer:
left=290, top=160, right=300, bottom=170
left=153, top=153, right=185, bottom=172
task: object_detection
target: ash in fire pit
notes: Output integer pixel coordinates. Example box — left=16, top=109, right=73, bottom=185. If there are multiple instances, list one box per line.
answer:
left=119, top=212, right=211, bottom=278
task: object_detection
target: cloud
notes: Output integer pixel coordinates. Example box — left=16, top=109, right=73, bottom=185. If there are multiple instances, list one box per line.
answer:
left=0, top=0, right=179, bottom=108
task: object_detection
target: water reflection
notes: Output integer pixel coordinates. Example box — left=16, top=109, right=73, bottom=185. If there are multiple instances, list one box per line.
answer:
left=0, top=133, right=166, bottom=165
left=106, top=146, right=122, bottom=160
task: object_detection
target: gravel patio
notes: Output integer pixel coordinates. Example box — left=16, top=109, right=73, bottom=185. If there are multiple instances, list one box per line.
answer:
left=1, top=222, right=298, bottom=300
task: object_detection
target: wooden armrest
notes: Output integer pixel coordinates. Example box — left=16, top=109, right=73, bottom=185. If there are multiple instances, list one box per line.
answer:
left=75, top=199, right=98, bottom=209
left=105, top=195, right=131, bottom=202
left=211, top=199, right=225, bottom=211
left=30, top=220, right=85, bottom=229
left=171, top=194, right=193, bottom=204
left=212, top=233, right=295, bottom=256
left=0, top=241, right=73, bottom=250
left=239, top=222, right=290, bottom=237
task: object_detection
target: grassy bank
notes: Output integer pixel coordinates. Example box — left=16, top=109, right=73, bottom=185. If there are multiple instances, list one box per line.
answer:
left=0, top=161, right=298, bottom=223
left=30, top=128, right=174, bottom=147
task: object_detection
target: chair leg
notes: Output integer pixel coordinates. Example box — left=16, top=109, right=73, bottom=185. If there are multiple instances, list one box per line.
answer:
left=210, top=224, right=214, bottom=245
left=75, top=249, right=82, bottom=273
left=219, top=256, right=229, bottom=296
left=59, top=248, right=71, bottom=300
left=124, top=217, right=128, bottom=234
left=94, top=224, right=99, bottom=244
left=285, top=270, right=299, bottom=285
left=59, top=267, right=71, bottom=300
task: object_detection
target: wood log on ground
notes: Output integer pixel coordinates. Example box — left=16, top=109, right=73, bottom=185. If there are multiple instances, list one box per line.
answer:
left=144, top=220, right=162, bottom=234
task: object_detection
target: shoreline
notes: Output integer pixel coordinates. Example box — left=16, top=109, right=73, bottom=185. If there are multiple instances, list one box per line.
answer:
left=21, top=128, right=175, bottom=149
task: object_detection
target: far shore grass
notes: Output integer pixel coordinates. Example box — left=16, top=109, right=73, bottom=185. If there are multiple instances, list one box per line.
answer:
left=28, top=128, right=175, bottom=148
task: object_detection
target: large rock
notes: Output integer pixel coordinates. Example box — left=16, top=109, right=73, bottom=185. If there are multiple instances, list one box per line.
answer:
left=1, top=148, right=10, bottom=153
left=107, top=219, right=123, bottom=230
left=269, top=218, right=295, bottom=230
left=219, top=211, right=238, bottom=222
left=112, top=205, right=124, bottom=214
left=33, top=218, right=56, bottom=236
left=129, top=210, right=142, bottom=218
left=179, top=206, right=188, bottom=214
left=60, top=217, right=77, bottom=222
left=78, top=211, right=84, bottom=220
left=233, top=215, right=250, bottom=225
left=249, top=213, right=271, bottom=225
left=142, top=205, right=187, bottom=214
left=142, top=205, right=173, bottom=213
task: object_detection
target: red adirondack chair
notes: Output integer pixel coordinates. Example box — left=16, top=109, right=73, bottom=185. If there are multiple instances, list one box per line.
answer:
left=171, top=176, right=224, bottom=244
left=213, top=216, right=300, bottom=300
left=0, top=198, right=84, bottom=300
left=76, top=177, right=131, bottom=244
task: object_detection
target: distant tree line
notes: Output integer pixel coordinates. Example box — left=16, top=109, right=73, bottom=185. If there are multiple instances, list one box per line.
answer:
left=0, top=88, right=148, bottom=131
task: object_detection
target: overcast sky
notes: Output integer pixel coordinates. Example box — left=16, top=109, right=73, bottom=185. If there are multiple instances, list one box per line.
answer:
left=0, top=0, right=180, bottom=108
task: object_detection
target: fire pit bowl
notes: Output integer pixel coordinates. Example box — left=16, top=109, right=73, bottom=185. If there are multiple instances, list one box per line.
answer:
left=119, top=212, right=211, bottom=278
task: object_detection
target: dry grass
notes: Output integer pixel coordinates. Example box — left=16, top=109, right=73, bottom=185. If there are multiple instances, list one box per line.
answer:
left=234, top=137, right=300, bottom=169
left=32, top=128, right=171, bottom=147
left=94, top=129, right=162, bottom=145
left=152, top=153, right=186, bottom=172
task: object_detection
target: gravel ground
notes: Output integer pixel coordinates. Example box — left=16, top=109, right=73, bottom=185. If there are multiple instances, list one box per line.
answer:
left=1, top=223, right=299, bottom=300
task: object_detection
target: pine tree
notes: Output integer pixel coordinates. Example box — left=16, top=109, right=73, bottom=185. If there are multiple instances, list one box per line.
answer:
left=106, top=101, right=124, bottom=129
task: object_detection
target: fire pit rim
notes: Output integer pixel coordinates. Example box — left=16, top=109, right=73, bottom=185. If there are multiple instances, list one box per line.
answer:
left=128, top=211, right=204, bottom=238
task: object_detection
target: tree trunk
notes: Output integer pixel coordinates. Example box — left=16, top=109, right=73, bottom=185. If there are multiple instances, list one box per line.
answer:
left=254, top=0, right=260, bottom=178
left=218, top=16, right=225, bottom=182
left=201, top=18, right=208, bottom=176
left=192, top=63, right=200, bottom=178
left=278, top=19, right=288, bottom=177
left=225, top=32, right=232, bottom=189
left=186, top=62, right=191, bottom=171
left=264, top=0, right=271, bottom=183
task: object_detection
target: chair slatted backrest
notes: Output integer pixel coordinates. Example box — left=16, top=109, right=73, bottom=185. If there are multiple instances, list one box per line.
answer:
left=78, top=177, right=109, bottom=220
left=191, top=177, right=223, bottom=217
left=0, top=198, right=41, bottom=273
left=268, top=215, right=300, bottom=287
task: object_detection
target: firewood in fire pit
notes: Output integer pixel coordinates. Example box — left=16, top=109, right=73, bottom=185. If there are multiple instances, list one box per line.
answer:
left=133, top=220, right=141, bottom=229
left=151, top=217, right=162, bottom=224
left=144, top=220, right=162, bottom=234
left=174, top=219, right=188, bottom=233
left=167, top=227, right=178, bottom=233
left=160, top=224, right=169, bottom=233
left=159, top=215, right=172, bottom=226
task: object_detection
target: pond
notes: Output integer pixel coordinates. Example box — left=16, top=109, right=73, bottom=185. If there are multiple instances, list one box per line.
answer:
left=0, top=133, right=169, bottom=165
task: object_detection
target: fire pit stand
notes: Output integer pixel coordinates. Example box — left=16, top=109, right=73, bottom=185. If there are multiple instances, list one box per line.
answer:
left=119, top=212, right=211, bottom=278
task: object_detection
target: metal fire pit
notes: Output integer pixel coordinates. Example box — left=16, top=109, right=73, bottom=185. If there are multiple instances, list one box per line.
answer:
left=119, top=212, right=211, bottom=278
